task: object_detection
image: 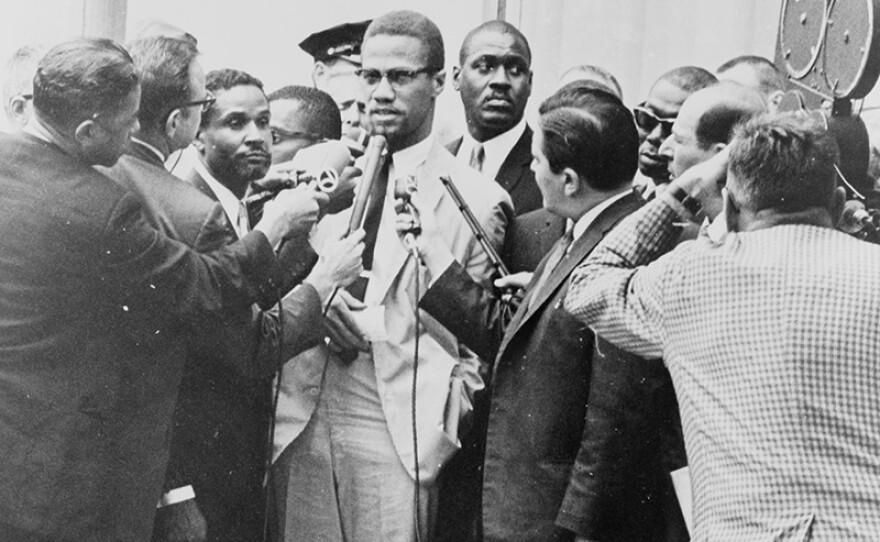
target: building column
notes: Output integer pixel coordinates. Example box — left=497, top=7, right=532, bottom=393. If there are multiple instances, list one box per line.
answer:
left=82, top=0, right=127, bottom=43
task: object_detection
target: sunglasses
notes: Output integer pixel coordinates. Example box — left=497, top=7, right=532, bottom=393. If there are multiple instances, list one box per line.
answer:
left=633, top=104, right=676, bottom=134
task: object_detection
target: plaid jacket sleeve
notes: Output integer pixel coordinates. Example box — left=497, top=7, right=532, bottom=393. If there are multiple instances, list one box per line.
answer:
left=564, top=193, right=689, bottom=359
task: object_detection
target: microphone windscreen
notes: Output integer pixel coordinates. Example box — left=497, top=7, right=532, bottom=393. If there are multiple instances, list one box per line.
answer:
left=289, top=140, right=352, bottom=178
left=348, top=134, right=387, bottom=234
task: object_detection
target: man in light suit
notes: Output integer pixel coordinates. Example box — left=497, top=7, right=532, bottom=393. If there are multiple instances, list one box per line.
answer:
left=0, top=38, right=322, bottom=542
left=400, top=83, right=687, bottom=542
left=447, top=20, right=565, bottom=274
left=270, top=10, right=512, bottom=542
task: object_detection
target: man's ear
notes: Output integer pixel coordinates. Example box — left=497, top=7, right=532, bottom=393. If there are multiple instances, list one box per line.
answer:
left=723, top=187, right=740, bottom=232
left=73, top=119, right=98, bottom=148
left=452, top=66, right=461, bottom=91
left=562, top=167, right=581, bottom=198
left=193, top=128, right=206, bottom=154
left=7, top=96, right=29, bottom=128
left=165, top=108, right=181, bottom=139
left=768, top=90, right=784, bottom=112
left=431, top=69, right=446, bottom=97
left=711, top=141, right=727, bottom=155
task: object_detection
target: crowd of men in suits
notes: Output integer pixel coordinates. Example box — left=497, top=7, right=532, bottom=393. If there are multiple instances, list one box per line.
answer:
left=1, top=7, right=879, bottom=542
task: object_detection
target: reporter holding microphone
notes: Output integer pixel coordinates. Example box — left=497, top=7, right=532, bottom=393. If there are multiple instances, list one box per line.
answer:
left=395, top=82, right=689, bottom=542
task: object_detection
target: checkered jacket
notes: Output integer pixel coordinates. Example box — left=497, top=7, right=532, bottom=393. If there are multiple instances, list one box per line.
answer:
left=564, top=194, right=880, bottom=541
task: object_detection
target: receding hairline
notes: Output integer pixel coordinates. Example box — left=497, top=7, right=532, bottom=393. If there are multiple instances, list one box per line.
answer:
left=458, top=20, right=531, bottom=66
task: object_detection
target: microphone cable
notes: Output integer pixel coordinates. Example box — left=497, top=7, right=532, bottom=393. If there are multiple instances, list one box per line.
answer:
left=261, top=285, right=285, bottom=542
left=406, top=243, right=423, bottom=542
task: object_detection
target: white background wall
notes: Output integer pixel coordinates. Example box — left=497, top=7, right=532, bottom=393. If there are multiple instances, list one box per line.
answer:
left=3, top=1, right=880, bottom=139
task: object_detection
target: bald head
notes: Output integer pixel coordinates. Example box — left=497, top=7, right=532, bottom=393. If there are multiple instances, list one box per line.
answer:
left=661, top=82, right=766, bottom=218
left=717, top=55, right=786, bottom=112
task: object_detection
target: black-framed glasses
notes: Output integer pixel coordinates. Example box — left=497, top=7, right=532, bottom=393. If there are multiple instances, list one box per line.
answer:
left=632, top=104, right=676, bottom=134
left=270, top=126, right=326, bottom=146
left=180, top=91, right=216, bottom=113
left=355, top=67, right=438, bottom=89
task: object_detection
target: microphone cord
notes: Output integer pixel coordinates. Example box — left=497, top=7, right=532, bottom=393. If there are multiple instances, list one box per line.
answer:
left=262, top=287, right=285, bottom=542
left=407, top=244, right=423, bottom=542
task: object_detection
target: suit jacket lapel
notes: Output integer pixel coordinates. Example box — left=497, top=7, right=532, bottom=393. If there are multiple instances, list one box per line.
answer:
left=186, top=169, right=218, bottom=202
left=502, top=191, right=645, bottom=344
left=495, top=126, right=532, bottom=194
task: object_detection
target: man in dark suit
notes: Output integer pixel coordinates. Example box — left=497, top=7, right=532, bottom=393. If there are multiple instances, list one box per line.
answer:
left=448, top=20, right=566, bottom=274
left=152, top=67, right=362, bottom=542
left=97, top=39, right=363, bottom=542
left=0, top=38, right=328, bottom=542
left=398, top=83, right=686, bottom=542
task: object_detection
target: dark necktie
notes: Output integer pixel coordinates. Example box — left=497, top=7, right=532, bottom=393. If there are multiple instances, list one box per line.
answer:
left=348, top=158, right=390, bottom=301
left=469, top=143, right=485, bottom=172
left=528, top=227, right=574, bottom=310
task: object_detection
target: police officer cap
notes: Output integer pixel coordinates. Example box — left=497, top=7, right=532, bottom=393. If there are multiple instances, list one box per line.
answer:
left=299, top=20, right=372, bottom=64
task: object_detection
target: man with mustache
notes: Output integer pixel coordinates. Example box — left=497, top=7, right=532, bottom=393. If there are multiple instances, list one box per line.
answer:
left=164, top=68, right=362, bottom=542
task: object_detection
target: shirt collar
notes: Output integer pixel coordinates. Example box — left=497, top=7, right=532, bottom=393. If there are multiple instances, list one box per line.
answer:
left=459, top=118, right=527, bottom=179
left=131, top=137, right=167, bottom=163
left=571, top=189, right=632, bottom=244
left=389, top=133, right=436, bottom=191
left=194, top=159, right=244, bottom=236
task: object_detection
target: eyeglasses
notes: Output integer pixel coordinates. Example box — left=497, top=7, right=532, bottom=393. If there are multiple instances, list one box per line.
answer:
left=632, top=104, right=676, bottom=134
left=270, top=126, right=326, bottom=146
left=180, top=91, right=216, bottom=113
left=17, top=94, right=33, bottom=101
left=355, top=67, right=438, bottom=89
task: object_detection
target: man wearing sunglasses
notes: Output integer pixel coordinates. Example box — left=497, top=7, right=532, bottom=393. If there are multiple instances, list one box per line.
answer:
left=267, top=85, right=341, bottom=164
left=634, top=66, right=716, bottom=199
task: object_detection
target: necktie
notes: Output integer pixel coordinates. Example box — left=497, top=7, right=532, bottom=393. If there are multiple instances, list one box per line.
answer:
left=237, top=200, right=251, bottom=237
left=348, top=158, right=390, bottom=301
left=528, top=228, right=574, bottom=310
left=469, top=143, right=485, bottom=173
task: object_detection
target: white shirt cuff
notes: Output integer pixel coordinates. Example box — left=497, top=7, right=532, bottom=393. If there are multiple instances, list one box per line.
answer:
left=156, top=485, right=196, bottom=508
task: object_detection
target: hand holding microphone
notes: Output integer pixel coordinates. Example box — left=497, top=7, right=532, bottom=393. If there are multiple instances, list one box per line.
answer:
left=247, top=140, right=353, bottom=207
left=393, top=176, right=421, bottom=251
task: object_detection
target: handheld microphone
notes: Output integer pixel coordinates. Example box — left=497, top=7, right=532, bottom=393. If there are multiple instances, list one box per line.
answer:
left=839, top=199, right=872, bottom=234
left=394, top=176, right=421, bottom=251
left=245, top=140, right=351, bottom=206
left=347, top=134, right=387, bottom=235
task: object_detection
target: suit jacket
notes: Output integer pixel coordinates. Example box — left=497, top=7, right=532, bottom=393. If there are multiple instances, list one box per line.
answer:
left=145, top=166, right=325, bottom=541
left=0, top=132, right=281, bottom=542
left=273, top=138, right=512, bottom=482
left=421, top=191, right=687, bottom=542
left=449, top=128, right=565, bottom=273
left=447, top=126, right=542, bottom=216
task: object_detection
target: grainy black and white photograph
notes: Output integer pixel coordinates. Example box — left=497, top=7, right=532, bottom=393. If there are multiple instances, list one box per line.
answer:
left=0, top=1, right=879, bottom=541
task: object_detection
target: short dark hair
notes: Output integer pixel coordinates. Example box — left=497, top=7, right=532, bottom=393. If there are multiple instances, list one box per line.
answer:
left=657, top=65, right=718, bottom=94
left=267, top=85, right=341, bottom=140
left=33, top=38, right=138, bottom=132
left=363, top=10, right=444, bottom=70
left=693, top=84, right=766, bottom=149
left=459, top=20, right=530, bottom=66
left=538, top=80, right=638, bottom=190
left=126, top=36, right=200, bottom=132
left=201, top=68, right=264, bottom=129
left=717, top=55, right=786, bottom=94
left=729, top=113, right=839, bottom=213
